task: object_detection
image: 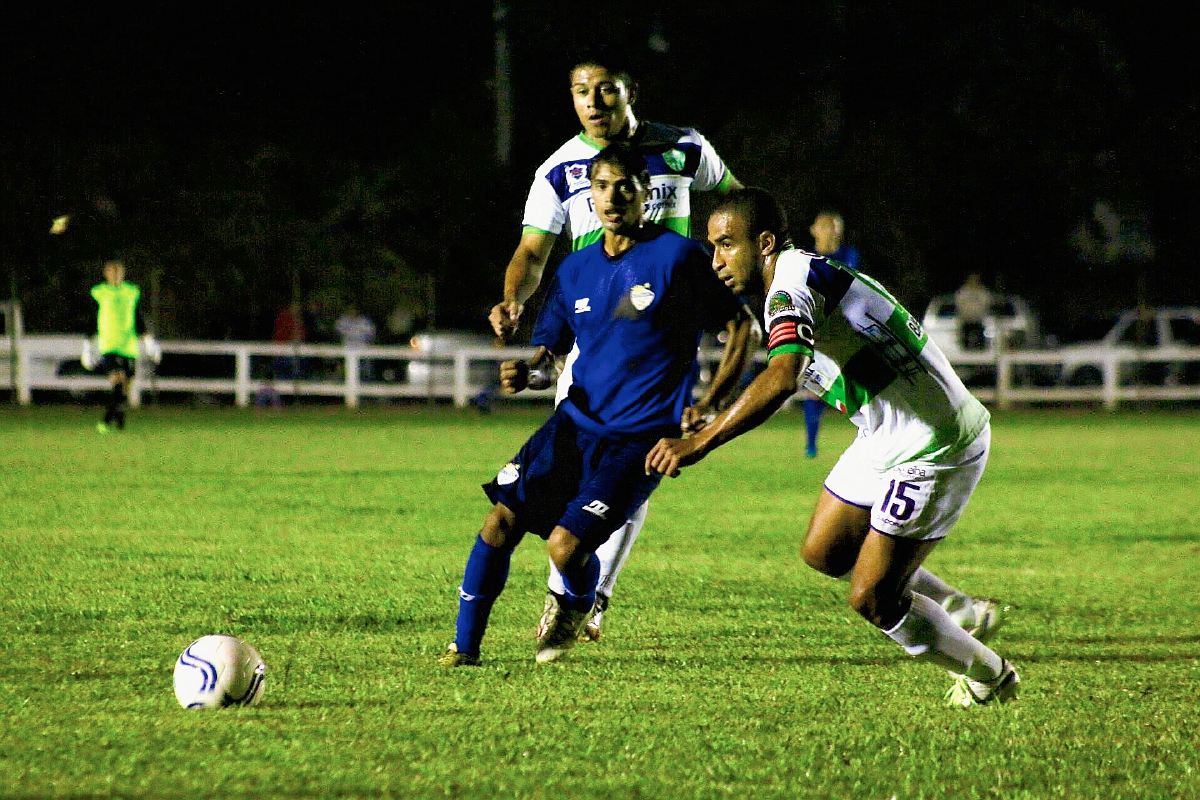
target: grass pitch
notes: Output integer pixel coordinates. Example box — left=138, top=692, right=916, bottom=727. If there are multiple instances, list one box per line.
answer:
left=2, top=404, right=1198, bottom=799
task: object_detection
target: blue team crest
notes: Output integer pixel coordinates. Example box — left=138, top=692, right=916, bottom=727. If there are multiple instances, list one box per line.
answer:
left=497, top=462, right=520, bottom=486
left=566, top=163, right=590, bottom=191
left=663, top=149, right=686, bottom=172
left=630, top=283, right=655, bottom=311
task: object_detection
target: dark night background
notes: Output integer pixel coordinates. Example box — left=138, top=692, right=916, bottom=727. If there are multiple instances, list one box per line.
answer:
left=3, top=2, right=1197, bottom=343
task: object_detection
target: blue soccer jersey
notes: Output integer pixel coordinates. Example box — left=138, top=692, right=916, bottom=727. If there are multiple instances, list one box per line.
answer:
left=532, top=226, right=742, bottom=436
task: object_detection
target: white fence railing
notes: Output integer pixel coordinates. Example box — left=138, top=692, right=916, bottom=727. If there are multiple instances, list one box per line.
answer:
left=2, top=334, right=1200, bottom=410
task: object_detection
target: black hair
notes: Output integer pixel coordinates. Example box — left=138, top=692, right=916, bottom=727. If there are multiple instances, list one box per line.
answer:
left=588, top=144, right=650, bottom=187
left=568, top=45, right=638, bottom=92
left=714, top=188, right=794, bottom=250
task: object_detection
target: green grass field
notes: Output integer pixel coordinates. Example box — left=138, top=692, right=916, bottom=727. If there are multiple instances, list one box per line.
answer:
left=2, top=404, right=1199, bottom=799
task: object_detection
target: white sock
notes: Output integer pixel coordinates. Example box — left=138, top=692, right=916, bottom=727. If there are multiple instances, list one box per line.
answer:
left=907, top=568, right=974, bottom=623
left=547, top=501, right=648, bottom=599
left=883, top=592, right=1003, bottom=682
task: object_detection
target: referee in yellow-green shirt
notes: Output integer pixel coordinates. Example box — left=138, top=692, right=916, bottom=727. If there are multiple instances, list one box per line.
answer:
left=89, top=260, right=148, bottom=432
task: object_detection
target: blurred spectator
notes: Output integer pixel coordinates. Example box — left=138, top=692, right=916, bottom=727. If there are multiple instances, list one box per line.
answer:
left=336, top=306, right=376, bottom=381
left=955, top=273, right=992, bottom=352
left=273, top=301, right=306, bottom=381
left=802, top=210, right=862, bottom=456
left=809, top=210, right=861, bottom=268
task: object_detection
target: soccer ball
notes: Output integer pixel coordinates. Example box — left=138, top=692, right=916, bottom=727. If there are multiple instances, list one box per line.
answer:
left=173, top=634, right=266, bottom=709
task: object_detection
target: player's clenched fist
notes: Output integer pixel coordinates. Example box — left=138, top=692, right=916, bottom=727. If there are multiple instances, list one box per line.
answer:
left=489, top=300, right=524, bottom=340
left=499, top=359, right=529, bottom=394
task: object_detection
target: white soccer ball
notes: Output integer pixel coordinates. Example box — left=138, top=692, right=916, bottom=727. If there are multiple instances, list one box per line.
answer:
left=173, top=634, right=266, bottom=709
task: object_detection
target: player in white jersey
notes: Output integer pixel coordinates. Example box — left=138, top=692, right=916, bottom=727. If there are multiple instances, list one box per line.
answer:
left=487, top=54, right=746, bottom=644
left=647, top=189, right=1018, bottom=708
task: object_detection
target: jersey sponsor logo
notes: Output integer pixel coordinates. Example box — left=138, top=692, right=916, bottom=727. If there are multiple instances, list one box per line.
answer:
left=581, top=499, right=610, bottom=519
left=905, top=314, right=924, bottom=339
left=575, top=298, right=592, bottom=314
left=767, top=291, right=796, bottom=316
left=663, top=148, right=686, bottom=172
left=497, top=462, right=520, bottom=486
left=630, top=283, right=655, bottom=311
left=566, top=162, right=590, bottom=191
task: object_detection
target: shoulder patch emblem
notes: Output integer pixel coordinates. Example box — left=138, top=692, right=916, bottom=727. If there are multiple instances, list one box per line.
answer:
left=497, top=462, right=520, bottom=486
left=566, top=162, right=590, bottom=191
left=768, top=291, right=796, bottom=316
left=663, top=149, right=686, bottom=172
left=630, top=283, right=655, bottom=311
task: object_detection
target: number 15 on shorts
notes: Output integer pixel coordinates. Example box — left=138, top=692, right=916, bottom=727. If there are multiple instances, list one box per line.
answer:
left=874, top=477, right=932, bottom=534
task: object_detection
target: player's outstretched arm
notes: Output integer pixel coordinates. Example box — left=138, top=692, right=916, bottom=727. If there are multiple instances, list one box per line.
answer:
left=647, top=351, right=809, bottom=477
left=489, top=232, right=557, bottom=340
left=499, top=346, right=557, bottom=395
left=684, top=310, right=756, bottom=434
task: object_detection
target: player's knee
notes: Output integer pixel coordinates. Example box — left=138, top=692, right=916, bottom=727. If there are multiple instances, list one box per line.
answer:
left=848, top=582, right=906, bottom=629
left=546, top=528, right=583, bottom=572
left=802, top=539, right=841, bottom=577
left=480, top=504, right=517, bottom=548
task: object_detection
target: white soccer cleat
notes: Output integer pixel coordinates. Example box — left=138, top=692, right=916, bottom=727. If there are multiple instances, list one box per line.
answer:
left=578, top=593, right=609, bottom=643
left=535, top=594, right=589, bottom=664
left=965, top=599, right=1008, bottom=643
left=945, top=660, right=1021, bottom=708
left=944, top=596, right=1008, bottom=643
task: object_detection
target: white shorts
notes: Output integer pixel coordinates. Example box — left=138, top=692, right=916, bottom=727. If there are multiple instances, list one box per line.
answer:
left=822, top=425, right=990, bottom=541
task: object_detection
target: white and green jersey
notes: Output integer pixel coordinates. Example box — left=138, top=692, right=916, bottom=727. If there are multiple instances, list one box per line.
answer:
left=764, top=249, right=989, bottom=468
left=522, top=121, right=736, bottom=252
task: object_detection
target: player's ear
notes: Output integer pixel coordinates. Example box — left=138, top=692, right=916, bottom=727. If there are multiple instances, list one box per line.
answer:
left=758, top=231, right=777, bottom=257
left=626, top=83, right=638, bottom=106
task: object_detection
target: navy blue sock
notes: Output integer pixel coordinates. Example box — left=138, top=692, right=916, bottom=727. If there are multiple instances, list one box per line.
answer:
left=454, top=534, right=514, bottom=656
left=558, top=552, right=600, bottom=613
left=803, top=398, right=823, bottom=453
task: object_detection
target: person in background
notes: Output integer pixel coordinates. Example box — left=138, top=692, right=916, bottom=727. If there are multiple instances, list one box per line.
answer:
left=954, top=273, right=992, bottom=352
left=803, top=211, right=862, bottom=456
left=85, top=259, right=159, bottom=433
left=336, top=306, right=377, bottom=382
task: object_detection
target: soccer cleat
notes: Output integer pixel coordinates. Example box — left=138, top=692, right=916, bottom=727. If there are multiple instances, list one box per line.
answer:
left=945, top=660, right=1020, bottom=708
left=96, top=422, right=112, bottom=434
left=578, top=593, right=609, bottom=643
left=436, top=643, right=481, bottom=667
left=535, top=594, right=590, bottom=664
left=964, top=599, right=1008, bottom=643
left=535, top=592, right=557, bottom=641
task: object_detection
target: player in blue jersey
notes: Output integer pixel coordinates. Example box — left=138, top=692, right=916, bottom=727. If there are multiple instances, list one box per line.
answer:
left=441, top=146, right=749, bottom=666
left=646, top=189, right=1017, bottom=707
left=487, top=52, right=745, bottom=644
left=802, top=210, right=862, bottom=456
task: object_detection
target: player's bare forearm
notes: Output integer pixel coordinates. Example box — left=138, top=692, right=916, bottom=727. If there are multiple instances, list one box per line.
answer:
left=647, top=352, right=809, bottom=477
left=694, top=313, right=754, bottom=414
left=490, top=232, right=556, bottom=340
left=499, top=346, right=558, bottom=394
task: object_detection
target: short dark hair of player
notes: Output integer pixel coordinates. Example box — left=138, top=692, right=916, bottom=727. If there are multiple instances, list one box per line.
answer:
left=570, top=49, right=637, bottom=93
left=714, top=188, right=794, bottom=251
left=589, top=145, right=651, bottom=188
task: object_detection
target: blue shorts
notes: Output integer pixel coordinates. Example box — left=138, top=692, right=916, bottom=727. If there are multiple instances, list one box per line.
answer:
left=483, top=407, right=663, bottom=551
left=96, top=354, right=135, bottom=376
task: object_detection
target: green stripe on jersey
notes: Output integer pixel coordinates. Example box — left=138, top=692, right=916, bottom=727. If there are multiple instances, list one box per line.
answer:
left=570, top=229, right=606, bottom=252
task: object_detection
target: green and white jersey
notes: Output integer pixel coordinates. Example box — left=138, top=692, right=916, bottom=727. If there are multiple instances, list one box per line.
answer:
left=522, top=121, right=736, bottom=252
left=91, top=281, right=141, bottom=359
left=764, top=249, right=989, bottom=468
